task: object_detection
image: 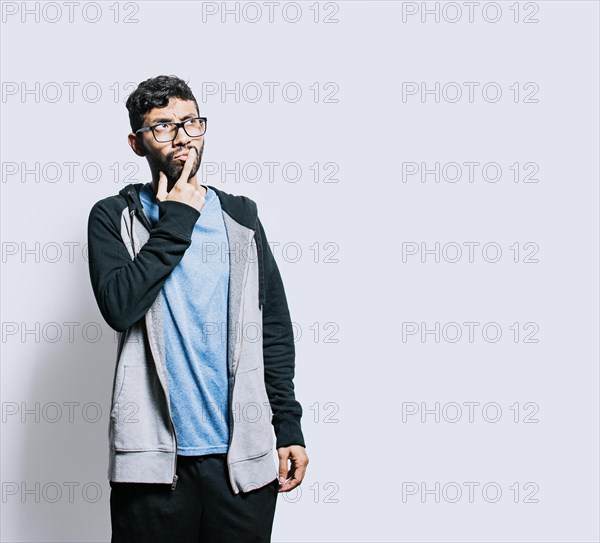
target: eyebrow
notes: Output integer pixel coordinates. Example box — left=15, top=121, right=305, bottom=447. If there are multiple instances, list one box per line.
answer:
left=148, top=114, right=198, bottom=124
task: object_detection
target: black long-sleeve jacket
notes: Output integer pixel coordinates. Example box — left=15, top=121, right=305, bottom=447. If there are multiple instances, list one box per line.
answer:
left=87, top=182, right=305, bottom=493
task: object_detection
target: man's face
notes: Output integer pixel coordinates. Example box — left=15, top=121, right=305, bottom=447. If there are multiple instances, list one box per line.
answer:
left=135, top=97, right=204, bottom=188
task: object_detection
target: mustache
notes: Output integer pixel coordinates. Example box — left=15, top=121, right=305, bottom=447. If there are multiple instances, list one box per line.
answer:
left=170, top=144, right=203, bottom=161
left=171, top=148, right=193, bottom=159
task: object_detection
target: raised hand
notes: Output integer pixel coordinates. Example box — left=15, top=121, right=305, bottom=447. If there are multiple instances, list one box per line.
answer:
left=156, top=148, right=205, bottom=212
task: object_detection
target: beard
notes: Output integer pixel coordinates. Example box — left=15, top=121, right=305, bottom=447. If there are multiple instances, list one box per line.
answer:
left=148, top=140, right=204, bottom=191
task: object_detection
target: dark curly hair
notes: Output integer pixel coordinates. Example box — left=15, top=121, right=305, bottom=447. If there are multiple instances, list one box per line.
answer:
left=125, top=75, right=199, bottom=133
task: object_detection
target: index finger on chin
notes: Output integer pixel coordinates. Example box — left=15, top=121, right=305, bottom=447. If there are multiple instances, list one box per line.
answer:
left=176, top=147, right=196, bottom=187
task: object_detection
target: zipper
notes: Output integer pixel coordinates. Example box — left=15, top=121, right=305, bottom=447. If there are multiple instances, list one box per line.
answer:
left=225, top=237, right=254, bottom=494
left=145, top=309, right=179, bottom=491
left=225, top=332, right=245, bottom=493
left=171, top=456, right=179, bottom=490
left=126, top=186, right=179, bottom=491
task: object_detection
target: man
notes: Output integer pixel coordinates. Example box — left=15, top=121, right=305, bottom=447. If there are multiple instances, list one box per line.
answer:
left=86, top=75, right=309, bottom=542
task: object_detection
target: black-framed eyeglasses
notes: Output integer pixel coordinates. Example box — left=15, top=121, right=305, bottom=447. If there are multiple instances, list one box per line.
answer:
left=136, top=117, right=207, bottom=143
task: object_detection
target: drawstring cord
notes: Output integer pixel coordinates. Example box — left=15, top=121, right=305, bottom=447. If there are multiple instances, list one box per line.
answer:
left=129, top=208, right=136, bottom=255
left=127, top=190, right=137, bottom=256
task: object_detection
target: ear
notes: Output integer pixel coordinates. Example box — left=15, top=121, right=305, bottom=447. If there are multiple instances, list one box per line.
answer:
left=128, top=132, right=147, bottom=157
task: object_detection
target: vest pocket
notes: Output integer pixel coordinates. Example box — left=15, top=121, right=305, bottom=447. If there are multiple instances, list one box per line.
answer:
left=229, top=367, right=274, bottom=462
left=110, top=364, right=171, bottom=451
left=236, top=343, right=261, bottom=373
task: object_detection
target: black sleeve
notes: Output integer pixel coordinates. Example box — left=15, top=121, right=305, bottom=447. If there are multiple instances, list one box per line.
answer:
left=257, top=216, right=306, bottom=450
left=87, top=197, right=200, bottom=333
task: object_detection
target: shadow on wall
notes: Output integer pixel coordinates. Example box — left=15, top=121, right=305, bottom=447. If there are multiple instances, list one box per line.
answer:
left=9, top=228, right=116, bottom=542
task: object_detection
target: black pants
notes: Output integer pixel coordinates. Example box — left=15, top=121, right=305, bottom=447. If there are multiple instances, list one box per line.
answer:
left=110, top=453, right=279, bottom=543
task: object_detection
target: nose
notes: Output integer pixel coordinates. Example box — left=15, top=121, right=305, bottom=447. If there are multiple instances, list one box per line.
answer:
left=172, top=123, right=192, bottom=147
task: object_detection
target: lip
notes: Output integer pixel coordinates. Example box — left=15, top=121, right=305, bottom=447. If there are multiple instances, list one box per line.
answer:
left=173, top=150, right=193, bottom=160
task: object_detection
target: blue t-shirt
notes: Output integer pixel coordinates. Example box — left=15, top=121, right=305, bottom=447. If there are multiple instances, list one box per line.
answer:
left=139, top=182, right=230, bottom=455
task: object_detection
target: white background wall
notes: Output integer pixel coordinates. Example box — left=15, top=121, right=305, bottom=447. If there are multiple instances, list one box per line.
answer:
left=1, top=1, right=598, bottom=541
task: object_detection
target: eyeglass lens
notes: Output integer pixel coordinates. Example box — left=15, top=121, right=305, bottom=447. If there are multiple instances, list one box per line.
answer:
left=154, top=118, right=206, bottom=142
